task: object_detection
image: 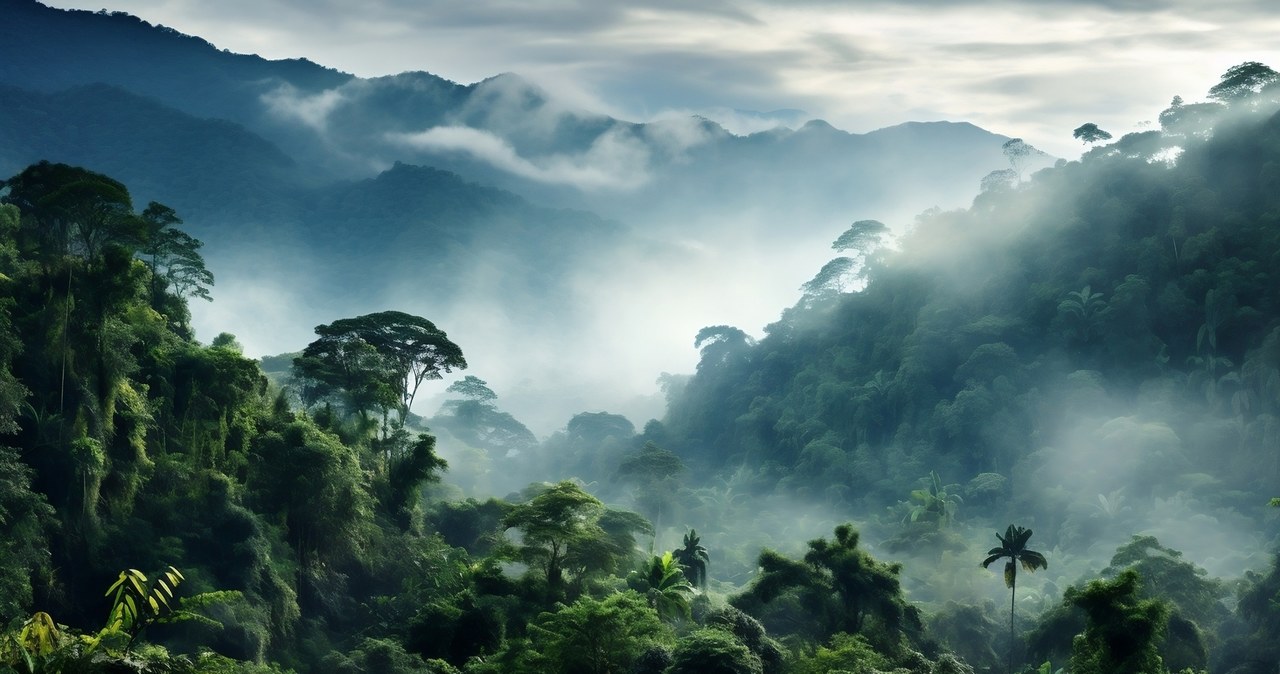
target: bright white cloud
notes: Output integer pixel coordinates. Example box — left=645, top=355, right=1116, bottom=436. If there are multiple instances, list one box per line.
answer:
left=261, top=83, right=346, bottom=131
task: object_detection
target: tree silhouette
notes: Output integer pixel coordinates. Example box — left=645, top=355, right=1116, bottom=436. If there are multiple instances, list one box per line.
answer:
left=1072, top=123, right=1113, bottom=145
left=742, top=523, right=917, bottom=648
left=1001, top=138, right=1045, bottom=182
left=293, top=311, right=465, bottom=427
left=982, top=524, right=1048, bottom=674
left=139, top=201, right=212, bottom=310
left=502, top=481, right=603, bottom=600
left=1208, top=61, right=1279, bottom=105
left=673, top=528, right=710, bottom=589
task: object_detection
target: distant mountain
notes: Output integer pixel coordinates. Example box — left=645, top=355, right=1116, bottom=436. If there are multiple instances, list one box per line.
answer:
left=693, top=107, right=812, bottom=135
left=0, top=0, right=1042, bottom=432
left=0, top=80, right=617, bottom=327
left=0, top=0, right=1023, bottom=227
left=0, top=0, right=350, bottom=174
left=0, top=83, right=300, bottom=224
left=302, top=162, right=618, bottom=302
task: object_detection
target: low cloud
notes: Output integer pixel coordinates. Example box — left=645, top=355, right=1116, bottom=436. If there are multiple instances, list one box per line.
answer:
left=261, top=82, right=347, bottom=132
left=652, top=107, right=811, bottom=136
left=390, top=125, right=654, bottom=190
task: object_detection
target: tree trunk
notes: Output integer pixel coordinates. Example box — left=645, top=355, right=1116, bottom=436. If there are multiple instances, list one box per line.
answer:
left=1009, top=573, right=1016, bottom=674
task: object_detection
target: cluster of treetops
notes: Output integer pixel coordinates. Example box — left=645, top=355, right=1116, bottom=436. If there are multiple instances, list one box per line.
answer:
left=3, top=61, right=1280, bottom=673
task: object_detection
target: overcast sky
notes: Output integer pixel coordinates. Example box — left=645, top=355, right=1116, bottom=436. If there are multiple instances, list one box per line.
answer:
left=42, top=0, right=1280, bottom=156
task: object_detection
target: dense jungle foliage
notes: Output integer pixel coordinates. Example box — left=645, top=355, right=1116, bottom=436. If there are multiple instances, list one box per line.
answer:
left=4, top=63, right=1280, bottom=674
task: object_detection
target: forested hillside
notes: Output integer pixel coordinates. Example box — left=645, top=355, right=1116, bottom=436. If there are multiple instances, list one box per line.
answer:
left=5, top=60, right=1280, bottom=674
left=0, top=1, right=1034, bottom=432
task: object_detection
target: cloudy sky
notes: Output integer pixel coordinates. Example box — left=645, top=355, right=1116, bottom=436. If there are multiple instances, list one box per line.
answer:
left=42, top=0, right=1280, bottom=156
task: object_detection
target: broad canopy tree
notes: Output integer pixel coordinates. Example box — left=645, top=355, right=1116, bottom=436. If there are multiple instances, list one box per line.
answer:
left=1000, top=138, right=1045, bottom=181
left=139, top=202, right=212, bottom=308
left=800, top=220, right=889, bottom=305
left=293, top=310, right=466, bottom=427
left=1072, top=123, right=1113, bottom=145
left=1207, top=61, right=1279, bottom=104
left=501, top=481, right=650, bottom=601
left=1, top=161, right=139, bottom=267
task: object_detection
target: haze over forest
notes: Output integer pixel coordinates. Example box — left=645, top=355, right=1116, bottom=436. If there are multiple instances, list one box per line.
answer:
left=0, top=0, right=1054, bottom=433
left=4, top=2, right=1280, bottom=674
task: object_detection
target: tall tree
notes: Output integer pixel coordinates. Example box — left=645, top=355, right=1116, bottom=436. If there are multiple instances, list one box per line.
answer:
left=1207, top=61, right=1279, bottom=104
left=799, top=257, right=856, bottom=304
left=1001, top=138, right=1045, bottom=182
left=501, top=481, right=608, bottom=600
left=615, top=441, right=684, bottom=535
left=982, top=524, right=1048, bottom=674
left=445, top=375, right=496, bottom=404
left=1, top=161, right=140, bottom=266
left=293, top=311, right=465, bottom=426
left=435, top=374, right=537, bottom=458
left=138, top=202, right=212, bottom=311
left=1072, top=123, right=1113, bottom=145
left=800, top=219, right=889, bottom=305
left=831, top=219, right=889, bottom=271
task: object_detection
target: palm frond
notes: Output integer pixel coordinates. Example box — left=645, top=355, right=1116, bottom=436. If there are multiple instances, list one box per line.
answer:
left=1019, top=550, right=1048, bottom=571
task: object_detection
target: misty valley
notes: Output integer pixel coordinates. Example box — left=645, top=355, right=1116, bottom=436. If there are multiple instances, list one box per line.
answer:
left=5, top=4, right=1280, bottom=674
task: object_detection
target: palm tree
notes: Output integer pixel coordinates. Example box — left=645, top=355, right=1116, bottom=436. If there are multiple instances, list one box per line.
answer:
left=628, top=551, right=694, bottom=621
left=673, top=529, right=710, bottom=589
left=982, top=524, right=1048, bottom=674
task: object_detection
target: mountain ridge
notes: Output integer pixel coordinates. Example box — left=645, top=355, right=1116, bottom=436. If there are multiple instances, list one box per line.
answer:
left=0, top=0, right=1034, bottom=433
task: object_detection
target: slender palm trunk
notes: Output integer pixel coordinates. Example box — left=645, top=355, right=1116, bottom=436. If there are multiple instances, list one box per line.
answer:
left=1009, top=574, right=1016, bottom=674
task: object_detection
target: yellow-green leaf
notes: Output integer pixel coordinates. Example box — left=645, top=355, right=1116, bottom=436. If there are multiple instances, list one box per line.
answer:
left=106, top=575, right=128, bottom=597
